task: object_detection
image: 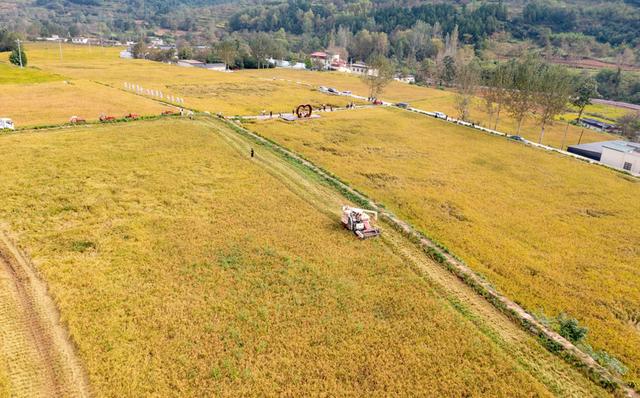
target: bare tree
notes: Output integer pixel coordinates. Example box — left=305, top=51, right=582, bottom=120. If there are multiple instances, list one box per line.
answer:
left=361, top=54, right=395, bottom=99
left=535, top=64, right=573, bottom=144
left=453, top=59, right=481, bottom=121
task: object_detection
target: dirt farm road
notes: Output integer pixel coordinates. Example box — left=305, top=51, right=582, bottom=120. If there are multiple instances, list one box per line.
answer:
left=0, top=228, right=91, bottom=398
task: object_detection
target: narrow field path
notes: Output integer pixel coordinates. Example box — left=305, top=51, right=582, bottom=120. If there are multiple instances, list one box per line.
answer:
left=0, top=229, right=91, bottom=398
left=205, top=118, right=614, bottom=397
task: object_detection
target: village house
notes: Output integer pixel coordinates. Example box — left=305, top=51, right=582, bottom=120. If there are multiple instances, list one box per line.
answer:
left=567, top=140, right=640, bottom=175
left=71, top=37, right=89, bottom=45
left=268, top=58, right=307, bottom=69
left=395, top=74, right=416, bottom=84
left=176, top=59, right=226, bottom=71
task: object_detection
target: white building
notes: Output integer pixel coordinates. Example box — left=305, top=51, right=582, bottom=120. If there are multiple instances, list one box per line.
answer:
left=202, top=63, right=226, bottom=71
left=268, top=58, right=307, bottom=70
left=600, top=141, right=640, bottom=175
left=349, top=62, right=378, bottom=77
left=177, top=59, right=227, bottom=71
left=395, top=75, right=416, bottom=84
left=71, top=37, right=90, bottom=45
left=120, top=50, right=133, bottom=59
left=177, top=59, right=205, bottom=68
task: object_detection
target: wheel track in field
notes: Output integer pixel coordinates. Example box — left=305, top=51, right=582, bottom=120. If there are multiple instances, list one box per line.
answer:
left=205, top=117, right=616, bottom=397
left=0, top=228, right=91, bottom=398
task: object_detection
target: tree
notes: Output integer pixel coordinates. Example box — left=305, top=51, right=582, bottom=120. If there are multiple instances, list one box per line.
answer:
left=9, top=48, right=26, bottom=67
left=417, top=58, right=437, bottom=85
left=439, top=55, right=456, bottom=86
left=361, top=55, right=395, bottom=99
left=131, top=39, right=148, bottom=59
left=483, top=63, right=511, bottom=130
left=0, top=29, right=18, bottom=52
left=453, top=59, right=481, bottom=121
left=216, top=39, right=238, bottom=70
left=617, top=113, right=640, bottom=142
left=248, top=32, right=273, bottom=69
left=571, top=75, right=598, bottom=123
left=505, top=56, right=543, bottom=134
left=535, top=64, right=573, bottom=144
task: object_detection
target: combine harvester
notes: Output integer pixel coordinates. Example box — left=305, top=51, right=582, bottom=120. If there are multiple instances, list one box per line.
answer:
left=341, top=206, right=381, bottom=239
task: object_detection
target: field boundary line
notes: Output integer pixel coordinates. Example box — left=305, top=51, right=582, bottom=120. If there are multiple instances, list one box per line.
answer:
left=0, top=227, right=92, bottom=397
left=212, top=115, right=638, bottom=397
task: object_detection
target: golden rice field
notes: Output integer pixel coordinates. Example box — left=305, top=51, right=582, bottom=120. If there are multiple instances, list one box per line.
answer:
left=250, top=107, right=640, bottom=386
left=0, top=80, right=171, bottom=126
left=408, top=91, right=615, bottom=149
left=0, top=63, right=62, bottom=84
left=16, top=43, right=359, bottom=116
left=0, top=118, right=609, bottom=397
left=562, top=102, right=633, bottom=123
left=240, top=68, right=618, bottom=148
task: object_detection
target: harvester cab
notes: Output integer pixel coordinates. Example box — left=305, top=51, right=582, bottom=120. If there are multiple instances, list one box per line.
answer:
left=341, top=205, right=381, bottom=239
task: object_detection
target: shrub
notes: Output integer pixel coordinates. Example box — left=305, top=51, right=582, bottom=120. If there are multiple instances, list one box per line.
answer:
left=557, top=313, right=588, bottom=343
left=9, top=48, right=27, bottom=67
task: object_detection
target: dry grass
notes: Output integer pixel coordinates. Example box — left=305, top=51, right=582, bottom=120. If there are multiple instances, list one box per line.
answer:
left=250, top=107, right=640, bottom=386
left=0, top=362, right=8, bottom=398
left=0, top=118, right=594, bottom=397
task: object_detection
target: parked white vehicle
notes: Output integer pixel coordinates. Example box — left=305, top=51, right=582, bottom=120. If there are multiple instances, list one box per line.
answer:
left=0, top=118, right=15, bottom=130
left=434, top=112, right=447, bottom=120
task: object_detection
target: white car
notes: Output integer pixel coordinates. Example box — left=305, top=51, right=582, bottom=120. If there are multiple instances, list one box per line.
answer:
left=0, top=118, right=15, bottom=130
left=434, top=112, right=447, bottom=120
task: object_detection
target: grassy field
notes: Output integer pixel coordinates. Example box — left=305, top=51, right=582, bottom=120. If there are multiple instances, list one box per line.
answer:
left=408, top=91, right=615, bottom=149
left=238, top=68, right=617, bottom=148
left=0, top=63, right=63, bottom=84
left=0, top=117, right=612, bottom=396
left=15, top=43, right=360, bottom=116
left=0, top=80, right=171, bottom=126
left=562, top=103, right=632, bottom=123
left=250, top=107, right=640, bottom=386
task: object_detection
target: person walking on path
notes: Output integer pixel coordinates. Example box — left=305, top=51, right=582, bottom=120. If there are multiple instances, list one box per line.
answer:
left=250, top=148, right=254, bottom=158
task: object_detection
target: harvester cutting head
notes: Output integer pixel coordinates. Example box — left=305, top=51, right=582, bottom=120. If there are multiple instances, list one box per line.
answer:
left=341, top=205, right=381, bottom=239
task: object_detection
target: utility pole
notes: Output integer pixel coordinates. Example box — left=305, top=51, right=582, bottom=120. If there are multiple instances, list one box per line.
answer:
left=15, top=39, right=23, bottom=68
left=58, top=38, right=63, bottom=61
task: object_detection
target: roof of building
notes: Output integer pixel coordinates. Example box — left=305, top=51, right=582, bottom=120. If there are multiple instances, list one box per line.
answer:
left=603, top=141, right=640, bottom=154
left=178, top=59, right=205, bottom=65
left=310, top=51, right=327, bottom=58
left=568, top=140, right=623, bottom=153
left=579, top=118, right=617, bottom=130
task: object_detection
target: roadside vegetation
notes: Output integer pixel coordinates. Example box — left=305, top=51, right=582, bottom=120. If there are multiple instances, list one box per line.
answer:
left=250, top=107, right=640, bottom=386
left=0, top=118, right=608, bottom=396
